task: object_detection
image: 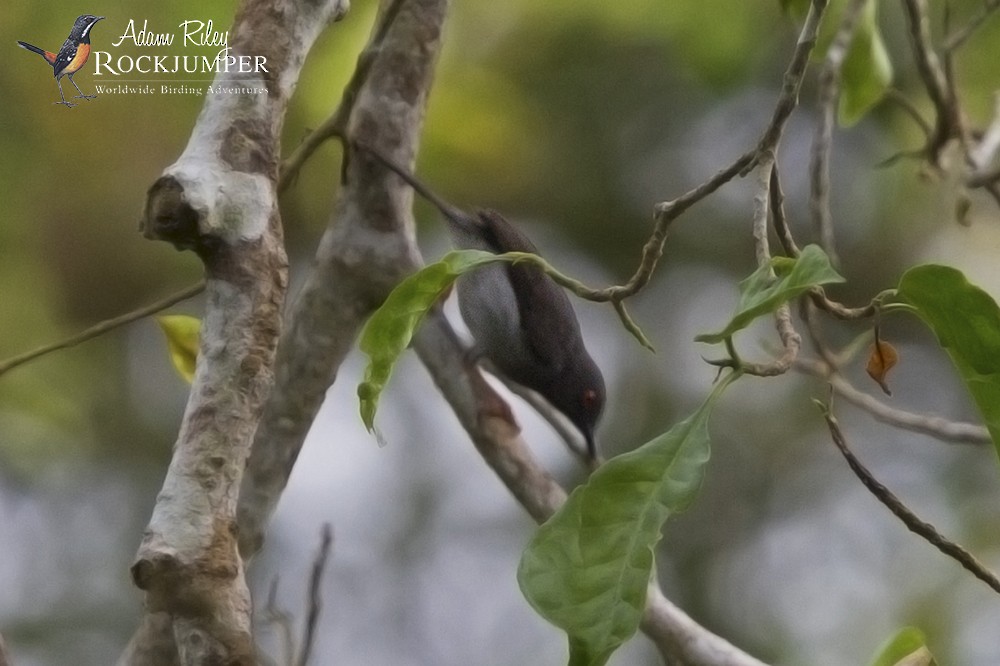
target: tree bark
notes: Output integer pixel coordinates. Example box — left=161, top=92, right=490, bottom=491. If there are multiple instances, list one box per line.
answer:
left=237, top=0, right=448, bottom=559
left=120, top=1, right=348, bottom=664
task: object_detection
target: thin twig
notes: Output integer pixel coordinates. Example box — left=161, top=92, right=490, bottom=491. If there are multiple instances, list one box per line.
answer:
left=798, top=358, right=990, bottom=444
left=279, top=0, right=409, bottom=191
left=553, top=150, right=756, bottom=306
left=810, top=0, right=869, bottom=269
left=0, top=281, right=205, bottom=379
left=757, top=0, right=830, bottom=157
left=737, top=156, right=801, bottom=377
left=556, top=0, right=827, bottom=313
left=819, top=403, right=1000, bottom=595
left=265, top=579, right=296, bottom=666
left=769, top=164, right=802, bottom=258
left=900, top=0, right=958, bottom=160
left=808, top=289, right=881, bottom=320
left=883, top=89, right=934, bottom=140
left=752, top=154, right=777, bottom=268
left=296, top=524, right=334, bottom=666
left=944, top=0, right=1000, bottom=51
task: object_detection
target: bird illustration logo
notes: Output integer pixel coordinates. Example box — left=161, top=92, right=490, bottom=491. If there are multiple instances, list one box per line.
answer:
left=17, top=15, right=105, bottom=107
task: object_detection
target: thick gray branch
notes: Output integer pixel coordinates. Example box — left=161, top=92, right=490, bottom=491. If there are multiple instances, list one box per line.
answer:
left=121, top=1, right=347, bottom=664
left=237, top=0, right=448, bottom=558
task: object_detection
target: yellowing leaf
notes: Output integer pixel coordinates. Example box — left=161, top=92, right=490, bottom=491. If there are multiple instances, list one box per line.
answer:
left=866, top=339, right=898, bottom=396
left=156, top=315, right=201, bottom=384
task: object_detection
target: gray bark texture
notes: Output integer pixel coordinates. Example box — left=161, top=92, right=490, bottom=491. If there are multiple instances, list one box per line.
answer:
left=119, top=0, right=348, bottom=664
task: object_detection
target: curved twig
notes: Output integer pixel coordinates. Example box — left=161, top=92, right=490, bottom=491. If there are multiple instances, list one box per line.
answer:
left=809, top=0, right=869, bottom=268
left=819, top=402, right=1000, bottom=595
left=799, top=358, right=989, bottom=445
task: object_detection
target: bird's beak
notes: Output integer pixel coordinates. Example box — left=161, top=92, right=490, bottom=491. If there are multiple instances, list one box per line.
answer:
left=97, top=16, right=106, bottom=21
left=583, top=428, right=598, bottom=462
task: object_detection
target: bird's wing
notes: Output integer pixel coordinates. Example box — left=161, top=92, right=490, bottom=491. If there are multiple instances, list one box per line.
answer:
left=475, top=209, right=579, bottom=371
left=51, top=38, right=77, bottom=76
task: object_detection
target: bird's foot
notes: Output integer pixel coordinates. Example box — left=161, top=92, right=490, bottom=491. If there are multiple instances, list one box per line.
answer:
left=74, top=94, right=97, bottom=100
left=53, top=100, right=77, bottom=108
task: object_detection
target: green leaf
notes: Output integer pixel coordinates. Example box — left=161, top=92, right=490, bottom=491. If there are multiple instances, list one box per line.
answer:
left=357, top=249, right=529, bottom=432
left=897, top=265, right=1000, bottom=456
left=697, top=244, right=844, bottom=344
left=869, top=627, right=935, bottom=666
left=517, top=375, right=734, bottom=666
left=156, top=315, right=200, bottom=384
left=839, top=0, right=893, bottom=126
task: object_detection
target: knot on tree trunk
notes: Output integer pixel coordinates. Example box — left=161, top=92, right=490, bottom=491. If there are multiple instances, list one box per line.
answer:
left=142, top=176, right=225, bottom=257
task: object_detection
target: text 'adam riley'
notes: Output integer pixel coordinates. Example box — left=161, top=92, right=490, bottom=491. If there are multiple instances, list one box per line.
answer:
left=92, top=19, right=268, bottom=76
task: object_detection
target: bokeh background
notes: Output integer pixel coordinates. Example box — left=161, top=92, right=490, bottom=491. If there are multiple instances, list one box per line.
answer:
left=3, top=0, right=1000, bottom=664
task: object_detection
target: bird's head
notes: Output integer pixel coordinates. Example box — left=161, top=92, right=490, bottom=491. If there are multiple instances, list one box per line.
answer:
left=72, top=15, right=105, bottom=41
left=551, top=350, right=606, bottom=459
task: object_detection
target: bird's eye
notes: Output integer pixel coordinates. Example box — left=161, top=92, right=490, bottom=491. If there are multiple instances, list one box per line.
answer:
left=581, top=389, right=599, bottom=410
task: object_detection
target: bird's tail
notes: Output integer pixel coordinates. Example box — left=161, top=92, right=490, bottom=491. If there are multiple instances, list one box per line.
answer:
left=17, top=41, right=57, bottom=64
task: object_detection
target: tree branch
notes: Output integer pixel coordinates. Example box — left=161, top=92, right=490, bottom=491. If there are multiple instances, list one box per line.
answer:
left=237, top=0, right=449, bottom=559
left=809, top=0, right=869, bottom=268
left=944, top=0, right=1000, bottom=52
left=900, top=0, right=959, bottom=160
left=819, top=403, right=1000, bottom=595
left=797, top=358, right=989, bottom=445
left=295, top=524, right=333, bottom=666
left=120, top=1, right=348, bottom=664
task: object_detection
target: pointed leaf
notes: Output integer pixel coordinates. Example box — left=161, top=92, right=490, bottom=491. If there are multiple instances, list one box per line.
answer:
left=518, top=376, right=734, bottom=666
left=156, top=315, right=201, bottom=384
left=869, top=627, right=935, bottom=666
left=358, top=249, right=535, bottom=432
left=897, top=265, right=1000, bottom=456
left=839, top=0, right=893, bottom=126
left=697, top=244, right=844, bottom=344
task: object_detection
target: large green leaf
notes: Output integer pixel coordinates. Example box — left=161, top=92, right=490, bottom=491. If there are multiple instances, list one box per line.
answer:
left=838, top=0, right=893, bottom=126
left=897, top=265, right=1000, bottom=455
left=697, top=244, right=844, bottom=344
left=868, top=627, right=935, bottom=666
left=517, top=375, right=733, bottom=666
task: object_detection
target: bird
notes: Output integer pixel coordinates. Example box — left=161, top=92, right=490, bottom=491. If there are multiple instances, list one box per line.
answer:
left=17, top=15, right=105, bottom=108
left=359, top=144, right=606, bottom=459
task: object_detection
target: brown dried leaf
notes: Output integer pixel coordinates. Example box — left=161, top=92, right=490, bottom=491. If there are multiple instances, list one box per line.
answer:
left=867, top=340, right=899, bottom=396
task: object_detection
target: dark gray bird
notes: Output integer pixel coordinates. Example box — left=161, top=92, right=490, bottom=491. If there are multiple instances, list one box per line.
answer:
left=361, top=145, right=606, bottom=458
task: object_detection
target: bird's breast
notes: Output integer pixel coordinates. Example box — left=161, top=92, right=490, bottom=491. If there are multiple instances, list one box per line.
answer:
left=457, top=264, right=534, bottom=371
